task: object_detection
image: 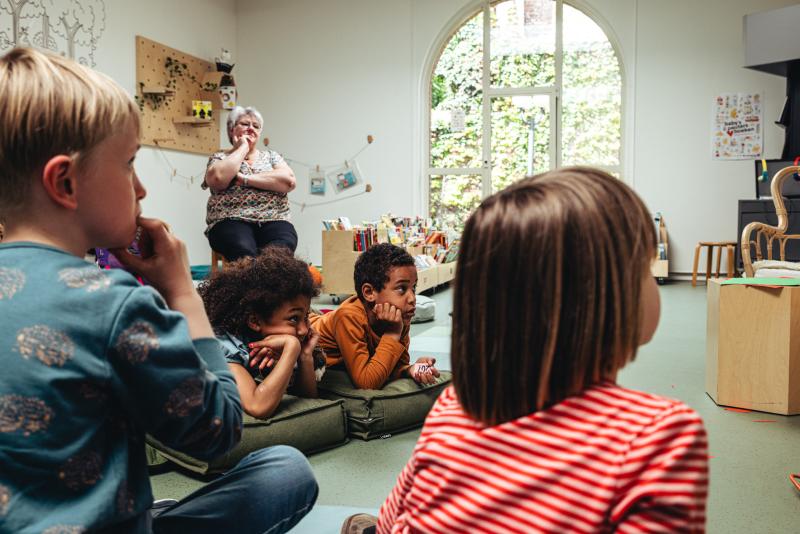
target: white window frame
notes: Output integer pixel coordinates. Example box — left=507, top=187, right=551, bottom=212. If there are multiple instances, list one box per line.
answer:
left=420, top=0, right=627, bottom=216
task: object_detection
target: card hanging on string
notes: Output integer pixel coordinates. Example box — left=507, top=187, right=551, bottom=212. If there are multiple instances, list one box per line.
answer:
left=328, top=160, right=362, bottom=194
left=309, top=166, right=326, bottom=195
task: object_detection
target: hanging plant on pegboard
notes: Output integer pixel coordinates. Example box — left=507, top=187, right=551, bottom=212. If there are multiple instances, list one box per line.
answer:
left=135, top=55, right=216, bottom=112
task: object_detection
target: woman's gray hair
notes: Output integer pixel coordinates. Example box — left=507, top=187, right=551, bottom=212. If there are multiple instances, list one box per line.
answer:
left=227, top=106, right=264, bottom=143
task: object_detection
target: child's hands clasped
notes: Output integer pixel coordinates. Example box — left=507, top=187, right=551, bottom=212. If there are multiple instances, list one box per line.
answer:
left=374, top=303, right=404, bottom=337
left=248, top=334, right=301, bottom=372
left=410, top=357, right=440, bottom=385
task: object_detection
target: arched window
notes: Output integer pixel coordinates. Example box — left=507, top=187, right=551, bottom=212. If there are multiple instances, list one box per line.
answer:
left=428, top=0, right=623, bottom=229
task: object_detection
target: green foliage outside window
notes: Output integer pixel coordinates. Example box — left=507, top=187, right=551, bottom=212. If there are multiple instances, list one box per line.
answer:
left=429, top=5, right=621, bottom=231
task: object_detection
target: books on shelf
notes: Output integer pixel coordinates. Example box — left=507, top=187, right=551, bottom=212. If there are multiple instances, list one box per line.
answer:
left=352, top=228, right=380, bottom=252
left=322, top=213, right=460, bottom=262
left=321, top=216, right=354, bottom=231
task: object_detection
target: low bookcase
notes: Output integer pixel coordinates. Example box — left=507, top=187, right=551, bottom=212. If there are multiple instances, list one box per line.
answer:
left=321, top=230, right=456, bottom=299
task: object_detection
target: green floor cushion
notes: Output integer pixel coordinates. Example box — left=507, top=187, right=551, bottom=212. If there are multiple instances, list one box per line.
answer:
left=318, top=368, right=452, bottom=440
left=146, top=395, right=348, bottom=474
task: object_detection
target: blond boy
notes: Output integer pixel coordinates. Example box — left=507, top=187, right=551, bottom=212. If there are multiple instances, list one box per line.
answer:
left=0, top=48, right=316, bottom=533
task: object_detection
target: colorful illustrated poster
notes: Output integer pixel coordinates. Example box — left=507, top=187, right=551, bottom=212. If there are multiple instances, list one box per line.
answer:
left=713, top=93, right=763, bottom=160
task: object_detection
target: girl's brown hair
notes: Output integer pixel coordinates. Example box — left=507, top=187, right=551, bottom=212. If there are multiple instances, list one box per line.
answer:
left=452, top=167, right=657, bottom=426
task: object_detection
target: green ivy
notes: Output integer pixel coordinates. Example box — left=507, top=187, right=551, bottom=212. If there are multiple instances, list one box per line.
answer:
left=429, top=13, right=621, bottom=231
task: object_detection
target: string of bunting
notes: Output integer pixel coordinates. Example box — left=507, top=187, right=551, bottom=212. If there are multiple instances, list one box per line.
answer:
left=150, top=135, right=376, bottom=207
left=267, top=134, right=376, bottom=211
left=273, top=134, right=375, bottom=172
left=289, top=184, right=373, bottom=212
left=152, top=140, right=205, bottom=189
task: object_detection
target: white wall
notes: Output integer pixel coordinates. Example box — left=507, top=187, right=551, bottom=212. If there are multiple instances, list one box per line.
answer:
left=233, top=0, right=798, bottom=274
left=632, top=0, right=795, bottom=273
left=96, top=0, right=238, bottom=265
left=48, top=0, right=795, bottom=270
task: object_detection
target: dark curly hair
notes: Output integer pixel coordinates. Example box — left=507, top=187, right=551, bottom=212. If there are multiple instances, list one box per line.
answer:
left=353, top=243, right=415, bottom=300
left=198, top=246, right=320, bottom=338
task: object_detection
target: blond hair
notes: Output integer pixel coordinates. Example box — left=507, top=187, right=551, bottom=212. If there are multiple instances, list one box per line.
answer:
left=451, top=167, right=657, bottom=425
left=0, top=47, right=139, bottom=215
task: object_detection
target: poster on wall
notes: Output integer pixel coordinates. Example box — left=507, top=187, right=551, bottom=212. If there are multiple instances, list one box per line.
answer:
left=712, top=92, right=763, bottom=160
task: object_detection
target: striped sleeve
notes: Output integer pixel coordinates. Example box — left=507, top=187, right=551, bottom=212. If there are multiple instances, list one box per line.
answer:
left=377, top=450, right=415, bottom=533
left=377, top=388, right=455, bottom=534
left=611, top=404, right=709, bottom=533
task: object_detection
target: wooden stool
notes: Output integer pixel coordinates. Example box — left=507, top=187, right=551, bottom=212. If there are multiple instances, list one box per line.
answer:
left=692, top=241, right=736, bottom=287
left=211, top=250, right=228, bottom=273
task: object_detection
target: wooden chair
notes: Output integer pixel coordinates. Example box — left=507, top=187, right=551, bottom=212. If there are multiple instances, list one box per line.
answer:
left=691, top=241, right=736, bottom=287
left=741, top=165, right=800, bottom=278
left=211, top=250, right=228, bottom=273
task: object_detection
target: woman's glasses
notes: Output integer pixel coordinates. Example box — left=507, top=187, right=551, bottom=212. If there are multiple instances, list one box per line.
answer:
left=235, top=120, right=261, bottom=130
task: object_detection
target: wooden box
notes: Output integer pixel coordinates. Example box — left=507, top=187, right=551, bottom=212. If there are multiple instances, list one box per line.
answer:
left=416, top=268, right=438, bottom=293
left=321, top=231, right=360, bottom=295
left=651, top=259, right=668, bottom=278
left=437, top=263, right=456, bottom=285
left=706, top=279, right=800, bottom=414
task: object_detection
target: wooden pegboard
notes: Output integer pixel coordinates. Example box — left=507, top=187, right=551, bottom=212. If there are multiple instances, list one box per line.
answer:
left=135, top=36, right=222, bottom=155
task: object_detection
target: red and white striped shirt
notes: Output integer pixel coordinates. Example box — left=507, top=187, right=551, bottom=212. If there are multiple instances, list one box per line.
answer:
left=378, top=383, right=708, bottom=533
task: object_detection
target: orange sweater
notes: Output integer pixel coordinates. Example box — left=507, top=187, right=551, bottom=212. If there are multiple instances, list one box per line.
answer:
left=310, top=296, right=411, bottom=389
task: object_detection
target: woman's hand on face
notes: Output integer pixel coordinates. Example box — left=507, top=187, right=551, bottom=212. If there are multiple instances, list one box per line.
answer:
left=233, top=131, right=257, bottom=151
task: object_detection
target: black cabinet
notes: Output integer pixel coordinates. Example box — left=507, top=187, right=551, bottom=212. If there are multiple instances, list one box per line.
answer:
left=737, top=199, right=800, bottom=269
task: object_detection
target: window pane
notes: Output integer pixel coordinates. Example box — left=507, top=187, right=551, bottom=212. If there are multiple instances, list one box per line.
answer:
left=561, top=4, right=621, bottom=166
left=430, top=12, right=483, bottom=169
left=491, top=95, right=550, bottom=193
left=429, top=174, right=483, bottom=232
left=490, top=0, right=555, bottom=88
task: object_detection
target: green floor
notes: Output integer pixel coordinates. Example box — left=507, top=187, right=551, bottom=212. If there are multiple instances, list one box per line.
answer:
left=151, top=282, right=800, bottom=533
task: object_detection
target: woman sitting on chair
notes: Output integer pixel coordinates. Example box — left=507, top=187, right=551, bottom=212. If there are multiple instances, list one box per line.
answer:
left=202, top=106, right=298, bottom=260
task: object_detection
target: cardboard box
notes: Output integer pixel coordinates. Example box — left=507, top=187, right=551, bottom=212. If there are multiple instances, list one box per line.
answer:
left=706, top=279, right=800, bottom=414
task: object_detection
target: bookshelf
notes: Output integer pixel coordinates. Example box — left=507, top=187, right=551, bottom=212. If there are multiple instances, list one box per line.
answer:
left=321, top=230, right=456, bottom=299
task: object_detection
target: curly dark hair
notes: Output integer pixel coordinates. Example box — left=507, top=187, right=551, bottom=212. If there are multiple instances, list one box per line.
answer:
left=353, top=243, right=415, bottom=300
left=198, top=246, right=320, bottom=338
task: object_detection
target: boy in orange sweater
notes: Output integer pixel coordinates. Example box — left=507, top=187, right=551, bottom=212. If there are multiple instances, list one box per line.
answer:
left=311, top=243, right=439, bottom=389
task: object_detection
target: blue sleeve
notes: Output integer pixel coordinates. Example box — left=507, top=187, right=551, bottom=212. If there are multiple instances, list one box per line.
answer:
left=106, top=286, right=243, bottom=460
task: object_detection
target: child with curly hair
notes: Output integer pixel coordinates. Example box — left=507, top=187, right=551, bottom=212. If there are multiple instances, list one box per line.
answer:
left=0, top=48, right=316, bottom=534
left=198, top=246, right=325, bottom=419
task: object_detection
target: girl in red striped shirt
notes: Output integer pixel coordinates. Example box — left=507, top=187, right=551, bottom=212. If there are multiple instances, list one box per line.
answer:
left=344, top=168, right=708, bottom=534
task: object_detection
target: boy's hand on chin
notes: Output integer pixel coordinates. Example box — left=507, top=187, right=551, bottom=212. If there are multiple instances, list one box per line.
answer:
left=110, top=217, right=193, bottom=303
left=374, top=303, right=403, bottom=336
